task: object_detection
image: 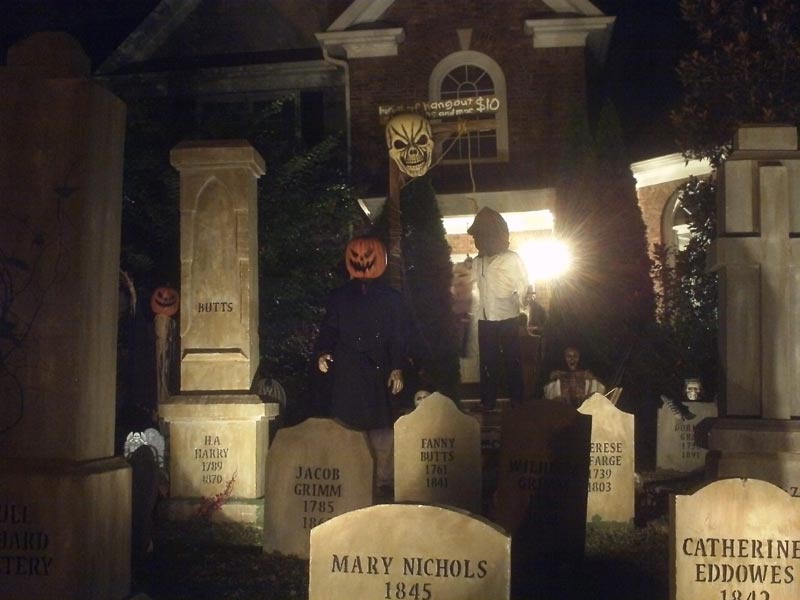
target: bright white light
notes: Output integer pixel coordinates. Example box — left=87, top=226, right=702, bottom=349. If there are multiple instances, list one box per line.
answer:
left=518, top=239, right=571, bottom=281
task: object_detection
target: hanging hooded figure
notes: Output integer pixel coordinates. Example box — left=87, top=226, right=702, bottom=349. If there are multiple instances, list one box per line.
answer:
left=316, top=236, right=408, bottom=487
left=467, top=207, right=532, bottom=410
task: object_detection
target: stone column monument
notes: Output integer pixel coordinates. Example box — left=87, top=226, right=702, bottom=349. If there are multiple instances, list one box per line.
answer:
left=0, top=33, right=131, bottom=599
left=704, top=124, right=800, bottom=496
left=160, top=141, right=279, bottom=523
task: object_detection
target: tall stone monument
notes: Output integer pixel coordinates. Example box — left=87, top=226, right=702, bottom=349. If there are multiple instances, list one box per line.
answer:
left=160, top=140, right=279, bottom=523
left=704, top=125, right=800, bottom=496
left=0, top=33, right=131, bottom=599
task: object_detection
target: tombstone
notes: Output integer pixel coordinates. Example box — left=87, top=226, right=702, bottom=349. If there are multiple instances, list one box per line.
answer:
left=704, top=125, right=800, bottom=494
left=309, top=504, right=511, bottom=600
left=0, top=33, right=131, bottom=598
left=263, top=418, right=373, bottom=558
left=494, top=401, right=591, bottom=566
left=577, top=393, right=635, bottom=524
left=657, top=401, right=717, bottom=472
left=159, top=140, right=280, bottom=524
left=394, top=392, right=481, bottom=513
left=670, top=478, right=800, bottom=600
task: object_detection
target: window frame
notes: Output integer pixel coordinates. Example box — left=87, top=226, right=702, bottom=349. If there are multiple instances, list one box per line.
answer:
left=429, top=51, right=509, bottom=163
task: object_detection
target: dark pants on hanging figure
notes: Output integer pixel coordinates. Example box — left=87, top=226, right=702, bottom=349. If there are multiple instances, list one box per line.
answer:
left=478, top=317, right=524, bottom=409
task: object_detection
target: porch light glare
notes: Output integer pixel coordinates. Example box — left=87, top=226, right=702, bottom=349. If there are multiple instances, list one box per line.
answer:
left=519, top=239, right=571, bottom=281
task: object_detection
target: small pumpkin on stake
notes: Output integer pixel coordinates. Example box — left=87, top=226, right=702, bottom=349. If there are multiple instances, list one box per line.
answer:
left=345, top=236, right=387, bottom=280
left=150, top=286, right=179, bottom=317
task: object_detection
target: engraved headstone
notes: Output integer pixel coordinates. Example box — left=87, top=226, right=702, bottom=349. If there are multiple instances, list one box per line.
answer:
left=309, top=504, right=511, bottom=600
left=394, top=392, right=481, bottom=513
left=578, top=393, right=635, bottom=524
left=161, top=140, right=279, bottom=523
left=263, top=418, right=373, bottom=558
left=657, top=401, right=717, bottom=472
left=494, top=401, right=591, bottom=562
left=0, top=33, right=131, bottom=599
left=670, top=478, right=800, bottom=600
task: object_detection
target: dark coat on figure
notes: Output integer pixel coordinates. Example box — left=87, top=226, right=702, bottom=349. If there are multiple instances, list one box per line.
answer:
left=316, top=280, right=408, bottom=430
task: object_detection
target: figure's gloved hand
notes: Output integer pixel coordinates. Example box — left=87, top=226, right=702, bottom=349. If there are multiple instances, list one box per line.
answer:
left=318, top=354, right=333, bottom=373
left=387, top=369, right=404, bottom=395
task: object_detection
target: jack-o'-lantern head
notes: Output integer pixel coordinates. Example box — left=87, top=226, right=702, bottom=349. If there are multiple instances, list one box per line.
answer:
left=345, top=237, right=387, bottom=280
left=150, top=286, right=179, bottom=317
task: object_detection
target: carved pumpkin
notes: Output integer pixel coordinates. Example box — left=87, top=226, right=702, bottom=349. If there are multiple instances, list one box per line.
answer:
left=150, top=286, right=179, bottom=317
left=345, top=237, right=387, bottom=280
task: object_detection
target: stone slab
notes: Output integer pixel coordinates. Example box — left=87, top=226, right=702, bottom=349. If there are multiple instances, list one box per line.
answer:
left=706, top=451, right=800, bottom=499
left=0, top=46, right=125, bottom=462
left=0, top=457, right=131, bottom=600
left=734, top=124, right=798, bottom=151
left=309, top=504, right=510, bottom=600
left=394, top=392, right=481, bottom=513
left=494, top=401, right=590, bottom=560
left=172, top=140, right=264, bottom=392
left=263, top=418, right=373, bottom=558
left=670, top=478, right=800, bottom=600
left=578, top=393, right=635, bottom=524
left=705, top=418, right=800, bottom=453
left=161, top=394, right=274, bottom=499
left=657, top=401, right=717, bottom=472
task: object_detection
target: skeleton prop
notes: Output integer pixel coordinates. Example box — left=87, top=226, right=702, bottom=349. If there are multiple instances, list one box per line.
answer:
left=385, top=113, right=434, bottom=177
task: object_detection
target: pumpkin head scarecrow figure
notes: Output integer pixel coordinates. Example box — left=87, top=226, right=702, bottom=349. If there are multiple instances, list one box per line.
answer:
left=316, top=236, right=409, bottom=488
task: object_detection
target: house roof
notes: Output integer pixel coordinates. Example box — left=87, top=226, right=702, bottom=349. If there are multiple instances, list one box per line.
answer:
left=97, top=0, right=614, bottom=74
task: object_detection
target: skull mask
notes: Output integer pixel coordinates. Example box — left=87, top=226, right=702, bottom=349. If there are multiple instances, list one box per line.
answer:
left=386, top=113, right=434, bottom=177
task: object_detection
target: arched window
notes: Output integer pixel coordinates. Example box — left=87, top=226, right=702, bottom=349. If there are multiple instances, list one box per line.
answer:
left=430, top=51, right=509, bottom=162
left=662, top=189, right=692, bottom=256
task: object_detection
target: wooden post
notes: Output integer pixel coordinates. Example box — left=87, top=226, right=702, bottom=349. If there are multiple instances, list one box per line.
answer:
left=387, top=159, right=403, bottom=291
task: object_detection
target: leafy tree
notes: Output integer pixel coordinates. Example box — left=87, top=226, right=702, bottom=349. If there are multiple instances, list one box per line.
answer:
left=548, top=102, right=656, bottom=406
left=375, top=174, right=462, bottom=402
left=121, top=97, right=362, bottom=405
left=673, top=0, right=800, bottom=166
left=651, top=176, right=718, bottom=401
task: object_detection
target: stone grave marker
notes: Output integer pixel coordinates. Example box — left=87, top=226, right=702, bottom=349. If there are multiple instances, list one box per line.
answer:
left=494, top=401, right=591, bottom=563
left=160, top=140, right=280, bottom=524
left=309, top=504, right=510, bottom=600
left=263, top=418, right=373, bottom=558
left=0, top=33, right=131, bottom=599
left=578, top=392, right=635, bottom=524
left=671, top=478, right=800, bottom=600
left=657, top=401, right=717, bottom=472
left=394, top=392, right=481, bottom=513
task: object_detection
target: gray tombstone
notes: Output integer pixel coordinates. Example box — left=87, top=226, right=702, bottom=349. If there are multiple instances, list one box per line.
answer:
left=309, top=504, right=511, bottom=600
left=494, top=401, right=591, bottom=563
left=670, top=478, right=800, bottom=600
left=263, top=418, right=373, bottom=558
left=657, top=401, right=717, bottom=472
left=394, top=392, right=481, bottom=513
left=578, top=393, right=635, bottom=524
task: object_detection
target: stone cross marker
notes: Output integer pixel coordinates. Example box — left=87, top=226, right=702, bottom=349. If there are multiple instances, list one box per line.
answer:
left=309, top=504, right=511, bottom=600
left=578, top=393, right=635, bottom=524
left=263, top=418, right=373, bottom=559
left=394, top=392, right=481, bottom=513
left=0, top=33, right=131, bottom=599
left=494, top=401, right=591, bottom=561
left=704, top=125, right=800, bottom=495
left=670, top=478, right=800, bottom=600
left=657, top=401, right=717, bottom=472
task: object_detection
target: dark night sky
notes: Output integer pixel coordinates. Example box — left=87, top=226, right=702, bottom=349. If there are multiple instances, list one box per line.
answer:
left=1, top=0, right=691, bottom=161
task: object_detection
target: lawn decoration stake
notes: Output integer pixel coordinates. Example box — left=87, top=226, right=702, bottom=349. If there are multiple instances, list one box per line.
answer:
left=151, top=286, right=179, bottom=406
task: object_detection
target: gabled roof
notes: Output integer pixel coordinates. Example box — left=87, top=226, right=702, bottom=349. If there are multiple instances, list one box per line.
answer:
left=99, top=0, right=613, bottom=75
left=328, top=0, right=604, bottom=31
